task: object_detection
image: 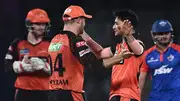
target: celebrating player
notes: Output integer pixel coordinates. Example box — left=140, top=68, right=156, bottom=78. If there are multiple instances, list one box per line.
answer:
left=48, top=5, right=132, bottom=101
left=82, top=9, right=144, bottom=101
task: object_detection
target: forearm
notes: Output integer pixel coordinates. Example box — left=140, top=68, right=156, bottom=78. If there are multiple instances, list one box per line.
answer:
left=102, top=54, right=123, bottom=68
left=86, top=37, right=103, bottom=53
left=81, top=31, right=111, bottom=57
left=81, top=32, right=114, bottom=58
left=125, top=35, right=144, bottom=55
left=85, top=38, right=113, bottom=58
left=81, top=31, right=103, bottom=52
left=139, top=72, right=148, bottom=93
left=139, top=79, right=145, bottom=93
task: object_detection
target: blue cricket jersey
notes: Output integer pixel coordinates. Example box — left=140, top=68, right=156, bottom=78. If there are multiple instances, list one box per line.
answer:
left=141, top=43, right=180, bottom=101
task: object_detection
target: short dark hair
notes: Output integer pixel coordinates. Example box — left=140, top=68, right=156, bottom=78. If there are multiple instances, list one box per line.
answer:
left=113, top=9, right=139, bottom=28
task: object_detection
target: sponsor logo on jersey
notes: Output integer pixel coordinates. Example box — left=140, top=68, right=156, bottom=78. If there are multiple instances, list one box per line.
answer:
left=147, top=57, right=159, bottom=63
left=48, top=42, right=63, bottom=52
left=76, top=41, right=87, bottom=47
left=20, top=48, right=29, bottom=54
left=154, top=65, right=173, bottom=76
left=79, top=48, right=91, bottom=57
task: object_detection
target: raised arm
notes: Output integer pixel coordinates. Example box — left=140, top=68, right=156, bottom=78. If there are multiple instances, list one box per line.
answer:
left=80, top=31, right=114, bottom=59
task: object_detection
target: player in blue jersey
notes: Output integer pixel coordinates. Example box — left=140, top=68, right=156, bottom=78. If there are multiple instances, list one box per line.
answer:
left=139, top=19, right=180, bottom=101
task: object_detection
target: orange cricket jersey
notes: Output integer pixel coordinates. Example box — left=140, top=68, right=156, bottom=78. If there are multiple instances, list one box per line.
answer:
left=48, top=31, right=85, bottom=93
left=9, top=38, right=50, bottom=90
left=110, top=42, right=142, bottom=101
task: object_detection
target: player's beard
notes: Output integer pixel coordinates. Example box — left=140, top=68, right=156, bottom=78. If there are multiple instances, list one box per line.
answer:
left=32, top=30, right=45, bottom=39
left=78, top=24, right=84, bottom=35
left=157, top=40, right=171, bottom=47
left=155, top=37, right=171, bottom=47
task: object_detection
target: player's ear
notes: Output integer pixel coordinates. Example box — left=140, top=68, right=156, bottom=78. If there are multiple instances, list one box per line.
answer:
left=75, top=17, right=82, bottom=24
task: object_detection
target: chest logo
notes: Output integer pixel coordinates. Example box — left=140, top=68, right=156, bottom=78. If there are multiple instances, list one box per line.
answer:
left=167, top=54, right=174, bottom=61
left=20, top=48, right=29, bottom=54
left=48, top=42, right=63, bottom=52
left=154, top=65, right=173, bottom=76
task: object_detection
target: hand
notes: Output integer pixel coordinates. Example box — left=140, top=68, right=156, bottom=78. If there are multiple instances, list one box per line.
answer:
left=30, top=57, right=45, bottom=71
left=13, top=55, right=34, bottom=73
left=119, top=20, right=133, bottom=36
left=121, top=51, right=134, bottom=59
left=21, top=55, right=35, bottom=72
left=42, top=62, right=51, bottom=75
left=80, top=30, right=91, bottom=41
left=22, top=55, right=32, bottom=64
left=120, top=44, right=134, bottom=59
left=30, top=57, right=51, bottom=74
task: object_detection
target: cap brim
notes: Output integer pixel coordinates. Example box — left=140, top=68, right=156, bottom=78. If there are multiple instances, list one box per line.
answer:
left=84, top=14, right=92, bottom=19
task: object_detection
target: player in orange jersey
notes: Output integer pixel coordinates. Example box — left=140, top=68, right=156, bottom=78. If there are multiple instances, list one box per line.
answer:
left=81, top=9, right=144, bottom=101
left=4, top=8, right=51, bottom=101
left=48, top=5, right=133, bottom=101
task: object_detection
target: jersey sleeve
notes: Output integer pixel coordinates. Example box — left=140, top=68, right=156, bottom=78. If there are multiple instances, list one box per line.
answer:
left=70, top=36, right=104, bottom=67
left=140, top=51, right=150, bottom=72
left=126, top=39, right=145, bottom=57
left=4, top=38, right=20, bottom=72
